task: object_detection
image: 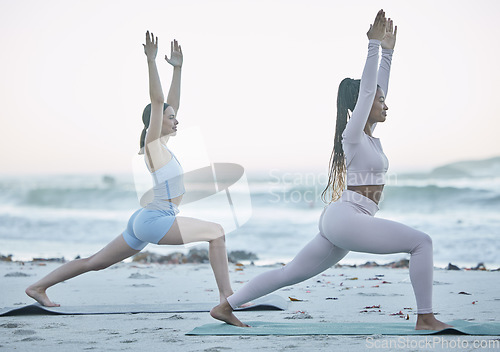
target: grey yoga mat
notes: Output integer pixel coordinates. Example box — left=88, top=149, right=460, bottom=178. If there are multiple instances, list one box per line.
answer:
left=186, top=320, right=500, bottom=336
left=0, top=294, right=288, bottom=317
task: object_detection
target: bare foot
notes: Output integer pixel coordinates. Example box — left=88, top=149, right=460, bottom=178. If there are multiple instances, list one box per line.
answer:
left=25, top=286, right=60, bottom=307
left=415, top=313, right=452, bottom=330
left=210, top=300, right=249, bottom=327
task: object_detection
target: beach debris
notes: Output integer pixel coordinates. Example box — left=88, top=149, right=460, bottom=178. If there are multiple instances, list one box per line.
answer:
left=186, top=249, right=210, bottom=264
left=471, top=263, right=487, bottom=271
left=472, top=301, right=478, bottom=304
left=361, top=304, right=382, bottom=313
left=132, top=251, right=185, bottom=264
left=284, top=311, right=313, bottom=319
left=289, top=297, right=303, bottom=302
left=371, top=285, right=379, bottom=288
left=388, top=259, right=409, bottom=269
left=456, top=263, right=494, bottom=271
left=458, top=291, right=472, bottom=295
left=335, top=263, right=357, bottom=268
left=447, top=263, right=461, bottom=271
left=381, top=281, right=391, bottom=284
left=131, top=249, right=257, bottom=264
left=128, top=272, right=156, bottom=279
left=32, top=257, right=65, bottom=263
left=358, top=261, right=380, bottom=268
left=338, top=259, right=410, bottom=268
left=389, top=309, right=412, bottom=319
left=389, top=311, right=404, bottom=316
left=165, top=314, right=184, bottom=320
left=203, top=347, right=233, bottom=352
left=4, top=272, right=31, bottom=277
left=0, top=254, right=13, bottom=262
left=227, top=250, right=258, bottom=263
left=13, top=329, right=36, bottom=336
left=346, top=277, right=358, bottom=280
left=325, top=297, right=338, bottom=300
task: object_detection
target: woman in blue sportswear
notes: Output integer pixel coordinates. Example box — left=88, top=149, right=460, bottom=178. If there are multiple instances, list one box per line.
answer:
left=26, top=32, right=234, bottom=307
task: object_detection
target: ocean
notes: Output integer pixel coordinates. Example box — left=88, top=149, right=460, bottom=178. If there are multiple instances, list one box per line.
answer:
left=1, top=158, right=499, bottom=268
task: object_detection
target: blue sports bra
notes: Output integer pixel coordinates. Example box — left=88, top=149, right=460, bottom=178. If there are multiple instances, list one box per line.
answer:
left=147, top=145, right=185, bottom=202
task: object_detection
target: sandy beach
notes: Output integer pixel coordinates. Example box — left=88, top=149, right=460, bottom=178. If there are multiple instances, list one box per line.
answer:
left=1, top=259, right=499, bottom=352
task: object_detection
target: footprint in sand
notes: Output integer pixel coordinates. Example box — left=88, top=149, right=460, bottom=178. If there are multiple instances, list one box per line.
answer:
left=13, top=329, right=36, bottom=336
left=128, top=273, right=156, bottom=279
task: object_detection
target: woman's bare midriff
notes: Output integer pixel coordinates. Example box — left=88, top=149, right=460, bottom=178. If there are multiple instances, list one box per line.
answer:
left=347, top=185, right=384, bottom=205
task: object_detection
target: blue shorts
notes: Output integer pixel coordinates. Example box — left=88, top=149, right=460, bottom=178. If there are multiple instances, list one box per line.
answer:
left=122, top=202, right=179, bottom=250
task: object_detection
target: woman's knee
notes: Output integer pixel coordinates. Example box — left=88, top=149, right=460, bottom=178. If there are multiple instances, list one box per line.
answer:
left=420, top=232, right=433, bottom=247
left=412, top=231, right=433, bottom=254
left=208, top=223, right=225, bottom=242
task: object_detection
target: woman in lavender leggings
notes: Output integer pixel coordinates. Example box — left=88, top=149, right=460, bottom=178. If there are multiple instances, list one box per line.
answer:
left=211, top=10, right=452, bottom=331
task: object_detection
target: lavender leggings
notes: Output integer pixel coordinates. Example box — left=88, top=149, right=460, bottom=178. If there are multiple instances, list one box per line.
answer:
left=227, top=190, right=434, bottom=314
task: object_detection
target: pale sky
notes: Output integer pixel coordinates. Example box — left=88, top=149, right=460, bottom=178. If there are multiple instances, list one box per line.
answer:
left=1, top=0, right=499, bottom=176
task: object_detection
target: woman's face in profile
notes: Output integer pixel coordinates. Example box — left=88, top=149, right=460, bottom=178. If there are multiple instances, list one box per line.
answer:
left=162, top=106, right=178, bottom=136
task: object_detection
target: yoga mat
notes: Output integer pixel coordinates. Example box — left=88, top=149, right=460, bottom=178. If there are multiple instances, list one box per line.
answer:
left=186, top=320, right=500, bottom=336
left=0, top=294, right=288, bottom=317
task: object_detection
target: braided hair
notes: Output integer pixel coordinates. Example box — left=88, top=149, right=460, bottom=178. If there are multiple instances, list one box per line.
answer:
left=321, top=78, right=361, bottom=203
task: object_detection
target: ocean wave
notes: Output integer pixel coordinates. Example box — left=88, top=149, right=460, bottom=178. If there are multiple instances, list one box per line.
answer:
left=0, top=176, right=139, bottom=210
left=1, top=175, right=499, bottom=212
left=247, top=182, right=500, bottom=211
left=19, top=187, right=137, bottom=209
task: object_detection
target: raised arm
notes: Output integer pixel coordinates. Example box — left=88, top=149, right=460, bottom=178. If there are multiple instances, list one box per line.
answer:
left=371, top=18, right=396, bottom=133
left=165, top=39, right=183, bottom=114
left=342, top=10, right=387, bottom=144
left=143, top=31, right=165, bottom=147
left=378, top=19, right=397, bottom=97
